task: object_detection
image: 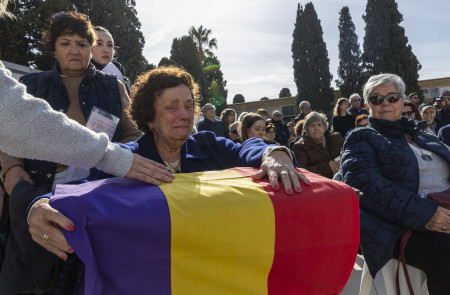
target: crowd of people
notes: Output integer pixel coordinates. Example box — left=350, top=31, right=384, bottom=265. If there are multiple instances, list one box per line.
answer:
left=1, top=3, right=450, bottom=294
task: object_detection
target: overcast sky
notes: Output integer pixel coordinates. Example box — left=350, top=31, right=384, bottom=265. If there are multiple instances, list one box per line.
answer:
left=134, top=0, right=450, bottom=103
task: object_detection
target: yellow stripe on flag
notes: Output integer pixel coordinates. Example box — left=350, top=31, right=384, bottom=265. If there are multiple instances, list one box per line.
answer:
left=160, top=170, right=275, bottom=295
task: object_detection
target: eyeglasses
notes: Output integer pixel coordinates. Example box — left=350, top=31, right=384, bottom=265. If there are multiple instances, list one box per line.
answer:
left=302, top=106, right=312, bottom=110
left=352, top=99, right=361, bottom=102
left=411, top=96, right=419, bottom=100
left=368, top=93, right=401, bottom=105
left=231, top=130, right=238, bottom=134
left=267, top=131, right=276, bottom=134
left=274, top=114, right=282, bottom=117
left=358, top=124, right=368, bottom=127
left=402, top=111, right=415, bottom=116
left=51, top=11, right=90, bottom=23
left=205, top=108, right=215, bottom=112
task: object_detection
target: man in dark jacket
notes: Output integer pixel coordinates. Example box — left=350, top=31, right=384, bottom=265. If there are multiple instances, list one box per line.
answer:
left=293, top=101, right=312, bottom=124
left=197, top=103, right=228, bottom=138
left=272, top=111, right=290, bottom=147
left=348, top=93, right=369, bottom=119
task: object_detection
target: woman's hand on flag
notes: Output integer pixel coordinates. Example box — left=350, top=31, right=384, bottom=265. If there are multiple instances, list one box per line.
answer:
left=252, top=150, right=310, bottom=194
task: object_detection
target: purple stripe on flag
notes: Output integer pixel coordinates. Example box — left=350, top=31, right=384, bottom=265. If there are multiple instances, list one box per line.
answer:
left=50, top=178, right=172, bottom=295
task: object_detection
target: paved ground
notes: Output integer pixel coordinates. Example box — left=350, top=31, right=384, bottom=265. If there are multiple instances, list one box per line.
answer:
left=341, top=255, right=388, bottom=295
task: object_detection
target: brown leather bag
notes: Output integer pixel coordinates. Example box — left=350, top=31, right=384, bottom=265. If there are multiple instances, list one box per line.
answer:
left=426, top=188, right=450, bottom=209
left=396, top=229, right=414, bottom=295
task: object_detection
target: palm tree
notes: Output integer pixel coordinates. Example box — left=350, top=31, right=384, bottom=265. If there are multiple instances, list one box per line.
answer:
left=188, top=25, right=218, bottom=61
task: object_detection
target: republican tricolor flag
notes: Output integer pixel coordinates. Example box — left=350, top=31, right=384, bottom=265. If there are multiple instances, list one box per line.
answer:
left=50, top=167, right=359, bottom=295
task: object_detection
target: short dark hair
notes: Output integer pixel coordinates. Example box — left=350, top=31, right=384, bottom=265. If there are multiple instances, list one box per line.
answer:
left=129, top=66, right=201, bottom=134
left=43, top=11, right=96, bottom=52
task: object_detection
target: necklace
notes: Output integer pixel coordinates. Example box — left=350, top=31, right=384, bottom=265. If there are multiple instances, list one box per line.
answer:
left=156, top=146, right=181, bottom=173
left=409, top=142, right=433, bottom=161
left=164, top=159, right=181, bottom=174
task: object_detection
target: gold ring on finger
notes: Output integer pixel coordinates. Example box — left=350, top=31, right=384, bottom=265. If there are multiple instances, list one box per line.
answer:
left=43, top=234, right=49, bottom=242
left=442, top=226, right=447, bottom=231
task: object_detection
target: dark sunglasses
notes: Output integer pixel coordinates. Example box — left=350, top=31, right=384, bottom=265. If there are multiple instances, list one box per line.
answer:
left=231, top=130, right=238, bottom=134
left=352, top=98, right=361, bottom=102
left=51, top=11, right=90, bottom=23
left=274, top=114, right=282, bottom=117
left=302, top=106, right=312, bottom=110
left=358, top=124, right=368, bottom=127
left=369, top=93, right=401, bottom=105
left=402, top=111, right=415, bottom=116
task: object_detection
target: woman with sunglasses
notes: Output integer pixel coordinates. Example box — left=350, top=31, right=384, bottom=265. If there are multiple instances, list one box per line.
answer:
left=0, top=11, right=144, bottom=294
left=341, top=73, right=450, bottom=294
left=402, top=100, right=422, bottom=121
left=355, top=114, right=369, bottom=127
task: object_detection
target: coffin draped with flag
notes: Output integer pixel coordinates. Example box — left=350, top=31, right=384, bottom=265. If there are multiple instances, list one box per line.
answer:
left=50, top=167, right=359, bottom=295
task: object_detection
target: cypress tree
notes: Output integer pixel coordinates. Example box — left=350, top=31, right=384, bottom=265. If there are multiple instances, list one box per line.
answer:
left=292, top=2, right=334, bottom=113
left=362, top=0, right=421, bottom=94
left=170, top=35, right=210, bottom=106
left=336, top=6, right=363, bottom=98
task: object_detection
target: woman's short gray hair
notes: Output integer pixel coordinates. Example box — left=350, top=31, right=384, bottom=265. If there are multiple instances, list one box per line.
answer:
left=363, top=73, right=406, bottom=106
left=303, top=111, right=328, bottom=135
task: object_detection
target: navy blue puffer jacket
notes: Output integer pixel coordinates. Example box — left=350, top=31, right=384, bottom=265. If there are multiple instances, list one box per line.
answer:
left=341, top=116, right=450, bottom=277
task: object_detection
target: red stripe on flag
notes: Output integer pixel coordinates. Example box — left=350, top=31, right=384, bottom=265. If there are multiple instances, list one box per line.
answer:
left=230, top=167, right=359, bottom=295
